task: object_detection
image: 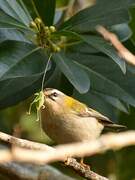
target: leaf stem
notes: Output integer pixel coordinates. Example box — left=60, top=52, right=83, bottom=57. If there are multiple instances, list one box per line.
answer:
left=31, top=0, right=41, bottom=18
left=41, top=53, right=52, bottom=91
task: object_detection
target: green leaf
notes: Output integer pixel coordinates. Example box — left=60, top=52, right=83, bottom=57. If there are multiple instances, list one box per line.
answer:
left=81, top=35, right=126, bottom=74
left=0, top=41, right=43, bottom=81
left=67, top=53, right=135, bottom=107
left=19, top=0, right=37, bottom=19
left=96, top=93, right=129, bottom=113
left=32, top=0, right=56, bottom=25
left=85, top=66, right=135, bottom=107
left=0, top=76, right=40, bottom=109
left=61, top=0, right=134, bottom=32
left=74, top=79, right=129, bottom=114
left=67, top=41, right=99, bottom=54
left=0, top=41, right=51, bottom=105
left=0, top=9, right=30, bottom=30
left=54, top=10, right=63, bottom=24
left=0, top=0, right=32, bottom=26
left=53, top=30, right=81, bottom=45
left=17, top=0, right=33, bottom=22
left=73, top=90, right=118, bottom=120
left=53, top=52, right=90, bottom=94
left=0, top=29, right=30, bottom=43
left=130, top=7, right=135, bottom=42
left=111, top=23, right=132, bottom=42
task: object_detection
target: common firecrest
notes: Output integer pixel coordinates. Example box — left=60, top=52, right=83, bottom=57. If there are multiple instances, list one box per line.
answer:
left=41, top=88, right=126, bottom=145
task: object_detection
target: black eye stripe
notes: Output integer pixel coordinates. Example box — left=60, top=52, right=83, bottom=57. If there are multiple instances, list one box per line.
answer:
left=48, top=95, right=55, bottom=101
left=52, top=92, right=58, bottom=97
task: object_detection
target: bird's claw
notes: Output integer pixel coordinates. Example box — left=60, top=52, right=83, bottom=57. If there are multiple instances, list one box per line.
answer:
left=80, top=158, right=90, bottom=169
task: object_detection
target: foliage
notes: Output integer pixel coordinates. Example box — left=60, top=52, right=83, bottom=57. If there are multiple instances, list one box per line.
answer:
left=0, top=0, right=135, bottom=119
left=0, top=1, right=135, bottom=179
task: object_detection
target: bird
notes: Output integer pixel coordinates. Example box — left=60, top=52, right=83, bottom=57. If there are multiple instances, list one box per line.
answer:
left=41, top=88, right=126, bottom=163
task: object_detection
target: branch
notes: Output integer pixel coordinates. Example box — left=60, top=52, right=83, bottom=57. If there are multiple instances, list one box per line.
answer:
left=0, top=131, right=109, bottom=180
left=0, top=148, right=12, bottom=162
left=1, top=131, right=133, bottom=164
left=65, top=158, right=108, bottom=180
left=41, top=131, right=135, bottom=163
left=0, top=131, right=53, bottom=151
left=96, top=25, right=135, bottom=66
left=0, top=161, right=74, bottom=180
left=0, top=131, right=135, bottom=179
left=0, top=148, right=107, bottom=180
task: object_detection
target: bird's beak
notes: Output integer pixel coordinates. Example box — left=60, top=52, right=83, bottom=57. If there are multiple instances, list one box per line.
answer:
left=44, top=89, right=49, bottom=98
left=44, top=88, right=53, bottom=100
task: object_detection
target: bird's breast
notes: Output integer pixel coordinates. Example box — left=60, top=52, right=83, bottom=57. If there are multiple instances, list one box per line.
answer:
left=41, top=108, right=104, bottom=144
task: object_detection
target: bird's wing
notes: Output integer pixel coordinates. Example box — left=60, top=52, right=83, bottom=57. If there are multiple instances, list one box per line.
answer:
left=75, top=106, right=113, bottom=124
left=75, top=106, right=126, bottom=130
left=88, top=108, right=113, bottom=124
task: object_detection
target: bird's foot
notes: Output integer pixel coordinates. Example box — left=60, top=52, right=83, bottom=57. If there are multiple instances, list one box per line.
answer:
left=80, top=158, right=90, bottom=169
left=64, top=157, right=72, bottom=165
left=64, top=157, right=90, bottom=170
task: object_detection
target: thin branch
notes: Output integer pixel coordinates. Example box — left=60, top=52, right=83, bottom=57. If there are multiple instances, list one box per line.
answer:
left=1, top=131, right=133, bottom=164
left=0, top=131, right=54, bottom=151
left=0, top=148, right=108, bottom=180
left=0, top=131, right=110, bottom=180
left=0, top=149, right=12, bottom=162
left=0, top=131, right=135, bottom=179
left=65, top=158, right=108, bottom=180
left=96, top=25, right=135, bottom=66
left=41, top=131, right=135, bottom=164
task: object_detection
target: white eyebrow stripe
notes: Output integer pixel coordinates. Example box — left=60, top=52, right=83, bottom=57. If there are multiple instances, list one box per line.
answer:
left=45, top=88, right=65, bottom=96
left=50, top=89, right=64, bottom=96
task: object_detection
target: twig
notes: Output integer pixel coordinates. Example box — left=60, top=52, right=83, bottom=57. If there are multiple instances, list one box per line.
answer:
left=65, top=158, right=108, bottom=180
left=3, top=131, right=134, bottom=164
left=0, top=149, right=12, bottom=162
left=0, top=131, right=135, bottom=164
left=0, top=131, right=110, bottom=180
left=0, top=131, right=53, bottom=151
left=41, top=131, right=135, bottom=163
left=0, top=148, right=108, bottom=180
left=0, top=131, right=135, bottom=179
left=96, top=25, right=135, bottom=66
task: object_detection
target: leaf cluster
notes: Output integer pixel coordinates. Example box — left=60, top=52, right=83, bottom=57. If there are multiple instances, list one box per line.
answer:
left=0, top=0, right=135, bottom=119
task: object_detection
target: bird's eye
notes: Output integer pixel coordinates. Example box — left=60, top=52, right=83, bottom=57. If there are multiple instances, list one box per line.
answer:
left=52, top=92, right=58, bottom=97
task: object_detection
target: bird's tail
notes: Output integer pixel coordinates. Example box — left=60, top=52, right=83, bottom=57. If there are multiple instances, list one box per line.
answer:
left=105, top=123, right=127, bottom=132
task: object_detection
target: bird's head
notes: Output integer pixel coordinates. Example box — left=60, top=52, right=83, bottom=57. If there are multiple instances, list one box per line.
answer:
left=44, top=88, right=86, bottom=115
